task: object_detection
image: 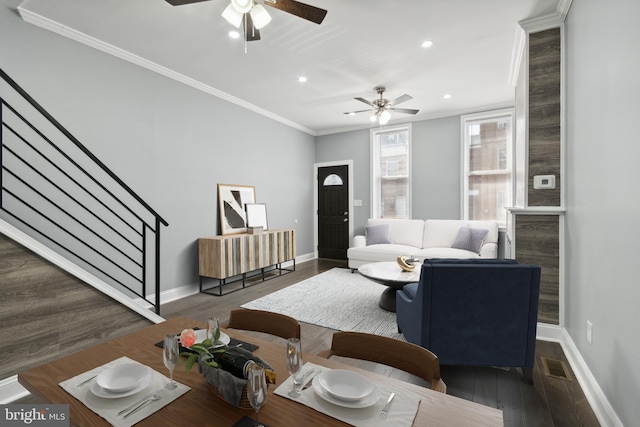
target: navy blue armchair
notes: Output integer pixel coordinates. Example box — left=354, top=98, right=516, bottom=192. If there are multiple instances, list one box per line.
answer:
left=396, top=259, right=541, bottom=383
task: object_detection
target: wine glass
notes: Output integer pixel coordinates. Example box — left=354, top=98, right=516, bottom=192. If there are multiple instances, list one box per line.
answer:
left=207, top=317, right=220, bottom=346
left=247, top=363, right=267, bottom=427
left=285, top=338, right=303, bottom=397
left=163, top=334, right=179, bottom=390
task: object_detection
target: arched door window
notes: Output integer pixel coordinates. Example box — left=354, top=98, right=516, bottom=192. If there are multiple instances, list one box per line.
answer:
left=323, top=174, right=343, bottom=186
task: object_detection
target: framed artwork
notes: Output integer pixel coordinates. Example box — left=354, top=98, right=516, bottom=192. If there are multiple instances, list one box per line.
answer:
left=218, top=184, right=256, bottom=235
left=245, top=203, right=268, bottom=231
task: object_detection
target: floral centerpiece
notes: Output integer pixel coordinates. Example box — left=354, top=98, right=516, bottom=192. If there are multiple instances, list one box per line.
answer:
left=178, top=327, right=226, bottom=372
left=177, top=326, right=273, bottom=408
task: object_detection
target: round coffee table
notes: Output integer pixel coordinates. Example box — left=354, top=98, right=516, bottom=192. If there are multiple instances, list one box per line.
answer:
left=358, top=261, right=421, bottom=312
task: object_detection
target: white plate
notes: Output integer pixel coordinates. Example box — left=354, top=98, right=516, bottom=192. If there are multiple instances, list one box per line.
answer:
left=90, top=368, right=153, bottom=399
left=317, top=369, right=375, bottom=402
left=96, top=363, right=149, bottom=393
left=313, top=377, right=379, bottom=408
left=193, top=329, right=230, bottom=347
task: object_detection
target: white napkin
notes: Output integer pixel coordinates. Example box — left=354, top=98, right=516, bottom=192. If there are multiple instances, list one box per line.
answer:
left=274, top=362, right=420, bottom=427
left=59, top=356, right=190, bottom=427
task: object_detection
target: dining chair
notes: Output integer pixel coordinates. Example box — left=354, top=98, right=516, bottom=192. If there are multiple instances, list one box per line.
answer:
left=317, top=331, right=447, bottom=393
left=222, top=309, right=301, bottom=340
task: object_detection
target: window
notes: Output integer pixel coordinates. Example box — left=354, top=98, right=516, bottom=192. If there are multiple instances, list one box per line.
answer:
left=371, top=124, right=411, bottom=219
left=461, top=109, right=513, bottom=226
left=323, top=174, right=343, bottom=186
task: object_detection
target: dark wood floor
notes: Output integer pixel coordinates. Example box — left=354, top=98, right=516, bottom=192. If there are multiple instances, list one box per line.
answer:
left=161, top=259, right=601, bottom=427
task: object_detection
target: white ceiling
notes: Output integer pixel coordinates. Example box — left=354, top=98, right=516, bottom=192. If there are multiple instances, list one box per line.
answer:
left=17, top=0, right=561, bottom=135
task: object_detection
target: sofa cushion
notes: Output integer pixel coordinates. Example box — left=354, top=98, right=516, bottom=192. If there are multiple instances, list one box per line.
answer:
left=367, top=218, right=424, bottom=248
left=348, top=243, right=420, bottom=263
left=426, top=258, right=518, bottom=265
left=365, top=224, right=391, bottom=245
left=451, top=226, right=489, bottom=254
left=423, top=219, right=498, bottom=251
left=422, top=220, right=469, bottom=249
left=414, top=247, right=481, bottom=259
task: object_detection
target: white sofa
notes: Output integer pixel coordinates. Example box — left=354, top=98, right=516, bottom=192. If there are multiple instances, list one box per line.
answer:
left=347, top=218, right=499, bottom=269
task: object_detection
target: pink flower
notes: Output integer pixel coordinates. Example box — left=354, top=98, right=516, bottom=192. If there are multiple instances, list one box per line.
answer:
left=180, top=328, right=197, bottom=348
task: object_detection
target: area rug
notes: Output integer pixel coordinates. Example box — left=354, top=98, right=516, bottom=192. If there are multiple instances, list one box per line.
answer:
left=241, top=268, right=404, bottom=340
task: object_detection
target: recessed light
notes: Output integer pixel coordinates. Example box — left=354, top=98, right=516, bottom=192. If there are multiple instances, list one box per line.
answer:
left=228, top=30, right=240, bottom=39
left=443, top=93, right=452, bottom=99
left=297, top=76, right=308, bottom=83
left=421, top=40, right=433, bottom=48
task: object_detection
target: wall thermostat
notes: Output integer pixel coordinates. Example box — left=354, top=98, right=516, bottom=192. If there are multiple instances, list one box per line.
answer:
left=533, top=175, right=556, bottom=189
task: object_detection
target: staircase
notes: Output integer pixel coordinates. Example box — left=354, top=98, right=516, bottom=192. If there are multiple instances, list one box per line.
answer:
left=0, top=69, right=168, bottom=402
left=0, top=68, right=167, bottom=314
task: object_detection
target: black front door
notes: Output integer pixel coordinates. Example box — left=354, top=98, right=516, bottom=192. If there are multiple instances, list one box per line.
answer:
left=317, top=165, right=349, bottom=260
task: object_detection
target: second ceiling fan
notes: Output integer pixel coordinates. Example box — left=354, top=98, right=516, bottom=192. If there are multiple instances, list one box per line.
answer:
left=165, top=0, right=328, bottom=42
left=345, top=86, right=419, bottom=125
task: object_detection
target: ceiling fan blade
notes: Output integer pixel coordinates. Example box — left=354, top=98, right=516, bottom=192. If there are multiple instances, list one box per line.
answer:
left=244, top=13, right=261, bottom=41
left=343, top=109, right=374, bottom=115
left=390, top=107, right=420, bottom=115
left=388, top=94, right=413, bottom=106
left=264, top=0, right=327, bottom=24
left=354, top=97, right=375, bottom=107
left=165, top=0, right=210, bottom=5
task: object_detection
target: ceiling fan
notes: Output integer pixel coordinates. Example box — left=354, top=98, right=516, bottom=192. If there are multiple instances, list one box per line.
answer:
left=165, top=0, right=327, bottom=42
left=345, top=86, right=419, bottom=125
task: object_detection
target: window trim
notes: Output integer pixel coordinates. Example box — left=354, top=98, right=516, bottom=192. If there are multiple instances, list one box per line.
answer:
left=370, top=123, right=412, bottom=219
left=460, top=108, right=514, bottom=226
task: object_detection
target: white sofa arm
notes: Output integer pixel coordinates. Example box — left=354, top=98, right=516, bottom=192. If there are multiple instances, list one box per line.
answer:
left=352, top=235, right=366, bottom=248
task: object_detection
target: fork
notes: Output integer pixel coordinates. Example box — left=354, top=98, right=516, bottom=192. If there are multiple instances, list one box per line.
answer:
left=380, top=392, right=396, bottom=418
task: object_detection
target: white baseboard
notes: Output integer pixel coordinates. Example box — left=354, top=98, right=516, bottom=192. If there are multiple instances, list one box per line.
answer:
left=0, top=219, right=164, bottom=325
left=0, top=376, right=29, bottom=405
left=536, top=322, right=622, bottom=427
left=133, top=252, right=316, bottom=309
left=558, top=329, right=623, bottom=427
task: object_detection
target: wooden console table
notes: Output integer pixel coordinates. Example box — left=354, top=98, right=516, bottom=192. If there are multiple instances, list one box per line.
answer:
left=198, top=229, right=296, bottom=295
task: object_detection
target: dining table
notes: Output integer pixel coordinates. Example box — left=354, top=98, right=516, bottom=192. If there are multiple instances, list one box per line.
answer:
left=18, top=316, right=503, bottom=426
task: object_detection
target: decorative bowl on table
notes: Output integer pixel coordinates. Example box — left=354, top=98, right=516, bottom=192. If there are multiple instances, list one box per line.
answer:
left=397, top=255, right=418, bottom=272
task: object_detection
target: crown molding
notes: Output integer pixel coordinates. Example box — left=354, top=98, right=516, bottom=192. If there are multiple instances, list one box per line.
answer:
left=519, top=0, right=573, bottom=33
left=17, top=7, right=317, bottom=136
left=508, top=0, right=573, bottom=89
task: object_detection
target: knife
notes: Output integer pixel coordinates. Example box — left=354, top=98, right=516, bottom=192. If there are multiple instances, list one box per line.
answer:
left=301, top=369, right=317, bottom=390
left=117, top=391, right=156, bottom=416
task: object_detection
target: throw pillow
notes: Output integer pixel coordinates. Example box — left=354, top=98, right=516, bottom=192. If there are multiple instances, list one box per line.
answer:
left=365, top=224, right=391, bottom=245
left=451, top=227, right=489, bottom=254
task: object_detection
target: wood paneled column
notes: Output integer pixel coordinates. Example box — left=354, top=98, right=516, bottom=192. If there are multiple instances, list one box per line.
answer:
left=509, top=21, right=565, bottom=327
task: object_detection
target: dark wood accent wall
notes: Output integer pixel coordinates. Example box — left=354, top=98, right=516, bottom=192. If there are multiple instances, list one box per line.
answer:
left=528, top=28, right=561, bottom=207
left=0, top=233, right=153, bottom=380
left=514, top=215, right=559, bottom=324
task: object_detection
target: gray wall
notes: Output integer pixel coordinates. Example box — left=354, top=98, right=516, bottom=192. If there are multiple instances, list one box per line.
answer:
left=315, top=116, right=461, bottom=236
left=565, top=1, right=640, bottom=425
left=0, top=2, right=315, bottom=293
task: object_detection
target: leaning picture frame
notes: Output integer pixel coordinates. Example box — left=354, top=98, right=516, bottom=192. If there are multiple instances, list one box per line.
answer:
left=218, top=184, right=256, bottom=235
left=245, top=203, right=268, bottom=231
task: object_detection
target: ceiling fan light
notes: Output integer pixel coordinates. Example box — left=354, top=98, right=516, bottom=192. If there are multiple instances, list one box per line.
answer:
left=370, top=114, right=377, bottom=122
left=222, top=4, right=244, bottom=28
left=250, top=4, right=271, bottom=30
left=379, top=110, right=391, bottom=124
left=231, top=0, right=253, bottom=13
